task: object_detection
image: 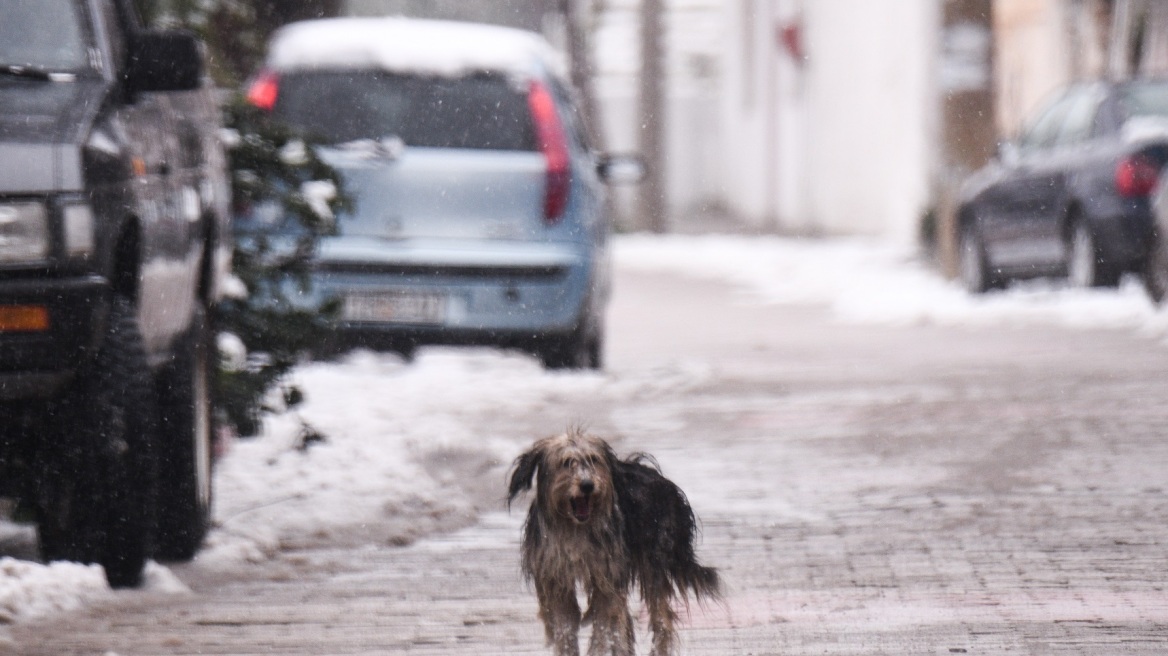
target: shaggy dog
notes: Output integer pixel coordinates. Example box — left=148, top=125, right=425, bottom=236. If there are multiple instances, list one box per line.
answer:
left=508, top=430, right=720, bottom=656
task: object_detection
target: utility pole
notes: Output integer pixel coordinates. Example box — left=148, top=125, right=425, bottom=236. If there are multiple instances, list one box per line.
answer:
left=562, top=0, right=603, bottom=148
left=1109, top=0, right=1136, bottom=79
left=639, top=0, right=667, bottom=233
left=936, top=0, right=995, bottom=277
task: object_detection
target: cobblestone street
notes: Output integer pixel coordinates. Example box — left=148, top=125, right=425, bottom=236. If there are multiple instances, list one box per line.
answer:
left=7, top=269, right=1168, bottom=654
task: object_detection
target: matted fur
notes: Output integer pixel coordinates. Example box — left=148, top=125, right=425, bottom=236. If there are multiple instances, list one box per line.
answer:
left=508, top=430, right=720, bottom=656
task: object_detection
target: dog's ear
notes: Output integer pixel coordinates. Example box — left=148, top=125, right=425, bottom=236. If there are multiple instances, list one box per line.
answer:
left=508, top=446, right=543, bottom=507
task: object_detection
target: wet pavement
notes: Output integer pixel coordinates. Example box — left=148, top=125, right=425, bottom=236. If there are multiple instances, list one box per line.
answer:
left=6, top=269, right=1168, bottom=654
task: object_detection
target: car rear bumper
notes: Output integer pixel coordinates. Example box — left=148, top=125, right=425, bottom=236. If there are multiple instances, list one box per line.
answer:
left=1078, top=190, right=1155, bottom=267
left=306, top=239, right=603, bottom=347
left=0, top=275, right=107, bottom=400
left=1094, top=207, right=1154, bottom=267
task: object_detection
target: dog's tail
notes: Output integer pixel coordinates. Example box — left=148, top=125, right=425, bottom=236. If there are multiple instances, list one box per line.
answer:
left=673, top=560, right=721, bottom=603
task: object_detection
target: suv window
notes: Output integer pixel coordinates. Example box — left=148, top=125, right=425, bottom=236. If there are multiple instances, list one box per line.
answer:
left=1121, top=82, right=1168, bottom=119
left=1056, top=87, right=1104, bottom=145
left=1019, top=90, right=1075, bottom=152
left=274, top=70, right=536, bottom=151
left=0, top=0, right=90, bottom=70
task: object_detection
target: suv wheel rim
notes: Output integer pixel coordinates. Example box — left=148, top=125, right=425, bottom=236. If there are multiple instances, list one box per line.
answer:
left=194, top=338, right=212, bottom=509
left=1069, top=224, right=1095, bottom=288
left=1150, top=240, right=1168, bottom=301
left=959, top=231, right=984, bottom=292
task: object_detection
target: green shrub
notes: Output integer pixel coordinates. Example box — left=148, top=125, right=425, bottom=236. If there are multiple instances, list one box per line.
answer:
left=215, top=97, right=348, bottom=436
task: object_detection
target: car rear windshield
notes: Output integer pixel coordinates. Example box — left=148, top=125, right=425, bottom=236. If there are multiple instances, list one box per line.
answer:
left=273, top=70, right=537, bottom=151
left=1123, top=83, right=1168, bottom=118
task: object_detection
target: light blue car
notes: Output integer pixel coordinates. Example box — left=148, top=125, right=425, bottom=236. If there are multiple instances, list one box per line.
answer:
left=238, top=17, right=640, bottom=369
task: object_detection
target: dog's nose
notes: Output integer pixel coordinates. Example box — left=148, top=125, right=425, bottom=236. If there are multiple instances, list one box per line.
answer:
left=580, top=479, right=595, bottom=495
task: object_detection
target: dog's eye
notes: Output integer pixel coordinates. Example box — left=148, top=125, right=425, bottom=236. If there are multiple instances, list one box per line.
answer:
left=562, top=458, right=576, bottom=470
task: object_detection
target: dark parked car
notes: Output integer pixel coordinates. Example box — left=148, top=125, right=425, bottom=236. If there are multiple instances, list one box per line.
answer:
left=956, top=79, right=1168, bottom=294
left=238, top=17, right=641, bottom=369
left=0, top=0, right=230, bottom=587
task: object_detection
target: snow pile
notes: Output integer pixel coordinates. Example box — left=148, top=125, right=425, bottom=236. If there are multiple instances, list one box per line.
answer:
left=0, top=558, right=108, bottom=624
left=614, top=233, right=1166, bottom=334
left=201, top=346, right=708, bottom=564
left=0, top=558, right=192, bottom=627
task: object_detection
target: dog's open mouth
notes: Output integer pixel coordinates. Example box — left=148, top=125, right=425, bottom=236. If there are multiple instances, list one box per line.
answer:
left=570, top=495, right=592, bottom=522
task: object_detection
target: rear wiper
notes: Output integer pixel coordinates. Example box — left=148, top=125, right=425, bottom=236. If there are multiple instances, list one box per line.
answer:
left=0, top=65, right=74, bottom=82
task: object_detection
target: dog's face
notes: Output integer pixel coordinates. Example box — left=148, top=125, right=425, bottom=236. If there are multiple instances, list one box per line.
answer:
left=508, top=432, right=616, bottom=526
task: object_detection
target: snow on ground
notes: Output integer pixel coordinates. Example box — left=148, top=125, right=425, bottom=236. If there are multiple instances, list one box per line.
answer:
left=2, top=233, right=1167, bottom=631
left=615, top=234, right=1168, bottom=335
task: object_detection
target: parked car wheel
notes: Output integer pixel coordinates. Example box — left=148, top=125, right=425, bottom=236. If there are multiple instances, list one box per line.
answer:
left=538, top=314, right=603, bottom=371
left=1067, top=220, right=1119, bottom=288
left=1143, top=231, right=1168, bottom=303
left=959, top=224, right=994, bottom=294
left=154, top=306, right=213, bottom=561
left=36, top=297, right=157, bottom=589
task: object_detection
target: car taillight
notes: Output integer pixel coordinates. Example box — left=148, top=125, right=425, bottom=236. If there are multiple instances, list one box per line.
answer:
left=1115, top=154, right=1160, bottom=197
left=246, top=70, right=280, bottom=111
left=528, top=80, right=570, bottom=224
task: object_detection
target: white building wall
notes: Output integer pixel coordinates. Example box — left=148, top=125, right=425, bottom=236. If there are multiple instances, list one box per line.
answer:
left=344, top=0, right=550, bottom=31
left=776, top=1, right=811, bottom=234
left=714, top=0, right=766, bottom=230
left=593, top=0, right=726, bottom=229
left=804, top=0, right=937, bottom=242
left=994, top=0, right=1072, bottom=137
left=721, top=0, right=938, bottom=242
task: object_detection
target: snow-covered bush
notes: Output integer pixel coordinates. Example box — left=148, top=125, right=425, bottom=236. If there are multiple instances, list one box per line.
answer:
left=215, top=97, right=348, bottom=436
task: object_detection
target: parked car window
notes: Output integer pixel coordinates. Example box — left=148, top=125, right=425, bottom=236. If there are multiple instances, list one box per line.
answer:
left=1019, top=91, right=1075, bottom=152
left=1120, top=82, right=1168, bottom=119
left=0, top=0, right=90, bottom=70
left=1056, top=87, right=1104, bottom=146
left=274, top=70, right=536, bottom=151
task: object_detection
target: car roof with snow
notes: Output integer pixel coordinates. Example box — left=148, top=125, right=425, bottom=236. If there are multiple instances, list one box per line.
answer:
left=264, top=17, right=568, bottom=80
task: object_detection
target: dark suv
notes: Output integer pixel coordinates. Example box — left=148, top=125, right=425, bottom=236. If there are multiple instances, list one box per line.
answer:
left=0, top=0, right=230, bottom=587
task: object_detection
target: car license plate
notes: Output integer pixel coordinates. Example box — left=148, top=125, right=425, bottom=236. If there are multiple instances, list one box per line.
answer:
left=342, top=291, right=447, bottom=325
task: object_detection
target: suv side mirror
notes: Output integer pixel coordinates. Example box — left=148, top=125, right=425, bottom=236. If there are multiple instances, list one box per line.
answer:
left=126, top=30, right=204, bottom=93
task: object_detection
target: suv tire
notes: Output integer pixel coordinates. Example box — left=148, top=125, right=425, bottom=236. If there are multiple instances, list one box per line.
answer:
left=1067, top=220, right=1120, bottom=288
left=1144, top=232, right=1168, bottom=303
left=36, top=296, right=157, bottom=589
left=154, top=305, right=213, bottom=561
left=959, top=224, right=994, bottom=294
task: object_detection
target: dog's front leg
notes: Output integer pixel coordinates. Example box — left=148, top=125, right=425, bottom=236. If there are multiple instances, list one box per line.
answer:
left=538, top=582, right=582, bottom=656
left=585, top=592, right=634, bottom=656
